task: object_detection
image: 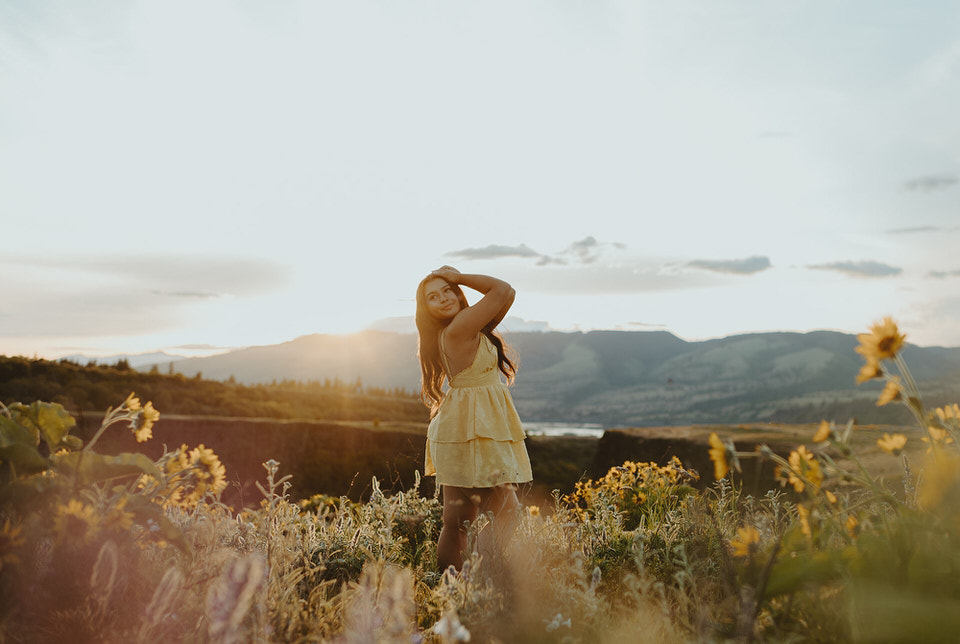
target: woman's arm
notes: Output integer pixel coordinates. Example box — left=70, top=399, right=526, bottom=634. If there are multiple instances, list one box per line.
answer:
left=433, top=266, right=515, bottom=340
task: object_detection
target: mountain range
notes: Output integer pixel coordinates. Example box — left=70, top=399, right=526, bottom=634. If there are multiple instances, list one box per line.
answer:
left=145, top=329, right=960, bottom=428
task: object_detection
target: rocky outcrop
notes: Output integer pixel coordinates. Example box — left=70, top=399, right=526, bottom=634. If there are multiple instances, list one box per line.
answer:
left=76, top=414, right=430, bottom=508
left=74, top=414, right=599, bottom=508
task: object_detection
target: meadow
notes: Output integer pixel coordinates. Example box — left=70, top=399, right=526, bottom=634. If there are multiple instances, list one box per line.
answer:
left=2, top=318, right=960, bottom=643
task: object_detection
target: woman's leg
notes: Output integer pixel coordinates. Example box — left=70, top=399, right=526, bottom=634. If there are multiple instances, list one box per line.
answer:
left=437, top=486, right=480, bottom=572
left=477, top=484, right=521, bottom=558
left=437, top=484, right=522, bottom=572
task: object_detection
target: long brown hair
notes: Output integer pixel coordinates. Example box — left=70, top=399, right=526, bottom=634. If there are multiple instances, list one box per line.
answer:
left=415, top=275, right=517, bottom=415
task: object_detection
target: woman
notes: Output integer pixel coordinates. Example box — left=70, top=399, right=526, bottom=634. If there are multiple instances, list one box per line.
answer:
left=416, top=265, right=532, bottom=572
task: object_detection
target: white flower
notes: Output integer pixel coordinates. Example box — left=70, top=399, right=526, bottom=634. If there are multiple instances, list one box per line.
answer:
left=544, top=613, right=572, bottom=632
left=433, top=610, right=471, bottom=642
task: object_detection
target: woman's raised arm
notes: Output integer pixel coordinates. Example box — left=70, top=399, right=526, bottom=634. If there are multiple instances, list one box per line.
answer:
left=433, top=267, right=515, bottom=340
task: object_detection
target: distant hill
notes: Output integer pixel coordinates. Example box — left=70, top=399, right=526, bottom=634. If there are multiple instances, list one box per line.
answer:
left=150, top=329, right=960, bottom=427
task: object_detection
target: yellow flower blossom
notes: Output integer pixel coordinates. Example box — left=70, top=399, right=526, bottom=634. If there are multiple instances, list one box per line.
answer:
left=934, top=404, right=960, bottom=430
left=785, top=446, right=823, bottom=493
left=856, top=359, right=883, bottom=383
left=825, top=490, right=837, bottom=504
left=102, top=497, right=135, bottom=533
left=527, top=505, right=541, bottom=517
left=54, top=499, right=100, bottom=543
left=918, top=452, right=960, bottom=512
left=876, top=377, right=903, bottom=407
left=846, top=515, right=859, bottom=538
left=797, top=504, right=812, bottom=538
left=877, top=433, right=907, bottom=456
left=813, top=420, right=831, bottom=443
left=730, top=525, right=761, bottom=558
left=123, top=392, right=142, bottom=412
left=190, top=444, right=227, bottom=496
left=709, top=432, right=730, bottom=480
left=856, top=317, right=906, bottom=363
left=922, top=426, right=953, bottom=452
left=131, top=401, right=160, bottom=442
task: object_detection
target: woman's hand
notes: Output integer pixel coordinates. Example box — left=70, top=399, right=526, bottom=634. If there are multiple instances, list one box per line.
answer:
left=431, top=265, right=461, bottom=283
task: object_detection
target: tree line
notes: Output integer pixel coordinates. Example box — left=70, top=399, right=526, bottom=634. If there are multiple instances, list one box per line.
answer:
left=0, top=356, right=427, bottom=423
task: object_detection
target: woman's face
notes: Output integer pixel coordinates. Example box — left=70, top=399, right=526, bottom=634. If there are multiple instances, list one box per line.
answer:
left=422, top=277, right=462, bottom=320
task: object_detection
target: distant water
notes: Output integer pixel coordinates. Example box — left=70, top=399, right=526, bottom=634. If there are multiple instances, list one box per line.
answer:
left=523, top=422, right=605, bottom=438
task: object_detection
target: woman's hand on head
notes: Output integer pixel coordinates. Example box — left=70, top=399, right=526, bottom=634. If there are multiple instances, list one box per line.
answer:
left=431, top=265, right=461, bottom=283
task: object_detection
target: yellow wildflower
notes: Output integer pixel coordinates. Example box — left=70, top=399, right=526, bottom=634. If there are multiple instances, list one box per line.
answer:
left=123, top=392, right=142, bottom=412
left=856, top=317, right=906, bottom=363
left=708, top=432, right=730, bottom=480
left=527, top=505, right=540, bottom=517
left=856, top=358, right=883, bottom=384
left=189, top=444, right=227, bottom=496
left=786, top=446, right=823, bottom=493
left=922, top=425, right=953, bottom=452
left=876, top=377, right=903, bottom=407
left=797, top=504, right=812, bottom=537
left=918, top=451, right=960, bottom=512
left=877, top=433, right=907, bottom=456
left=102, top=497, right=135, bottom=533
left=825, top=489, right=837, bottom=504
left=166, top=444, right=191, bottom=474
left=813, top=420, right=831, bottom=443
left=54, top=499, right=100, bottom=543
left=130, top=401, right=160, bottom=442
left=934, top=404, right=960, bottom=429
left=846, top=515, right=859, bottom=538
left=730, top=525, right=761, bottom=558
left=0, top=520, right=25, bottom=571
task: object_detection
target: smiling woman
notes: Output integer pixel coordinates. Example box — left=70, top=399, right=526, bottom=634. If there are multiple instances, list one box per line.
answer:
left=414, top=266, right=532, bottom=573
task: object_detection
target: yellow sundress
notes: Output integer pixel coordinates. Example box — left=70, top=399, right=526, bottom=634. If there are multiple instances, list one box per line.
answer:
left=424, top=332, right=533, bottom=488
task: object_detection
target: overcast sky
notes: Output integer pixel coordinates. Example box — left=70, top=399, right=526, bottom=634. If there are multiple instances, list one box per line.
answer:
left=2, top=0, right=959, bottom=359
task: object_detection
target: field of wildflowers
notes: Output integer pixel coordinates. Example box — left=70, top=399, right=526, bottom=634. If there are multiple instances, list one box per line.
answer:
left=2, top=317, right=960, bottom=642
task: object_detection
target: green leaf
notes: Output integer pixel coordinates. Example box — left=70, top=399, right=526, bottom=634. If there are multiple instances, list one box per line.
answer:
left=53, top=451, right=161, bottom=486
left=0, top=476, right=57, bottom=511
left=0, top=415, right=38, bottom=448
left=9, top=401, right=77, bottom=451
left=0, top=443, right=49, bottom=477
left=765, top=547, right=854, bottom=597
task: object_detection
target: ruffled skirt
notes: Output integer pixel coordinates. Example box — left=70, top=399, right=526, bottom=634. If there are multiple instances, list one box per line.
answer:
left=424, top=383, right=533, bottom=488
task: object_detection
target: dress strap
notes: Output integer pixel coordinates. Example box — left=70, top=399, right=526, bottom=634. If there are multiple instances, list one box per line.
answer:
left=438, top=329, right=454, bottom=379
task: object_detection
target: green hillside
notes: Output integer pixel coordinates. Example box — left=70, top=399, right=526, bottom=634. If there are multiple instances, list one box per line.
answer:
left=0, top=355, right=426, bottom=423
left=154, top=328, right=960, bottom=426
left=13, top=329, right=959, bottom=428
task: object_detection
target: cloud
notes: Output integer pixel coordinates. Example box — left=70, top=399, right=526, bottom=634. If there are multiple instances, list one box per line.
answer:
left=927, top=269, right=960, bottom=279
left=0, top=254, right=291, bottom=338
left=686, top=255, right=771, bottom=275
left=173, top=343, right=237, bottom=351
left=447, top=236, right=626, bottom=266
left=151, top=290, right=220, bottom=299
left=446, top=244, right=542, bottom=261
left=886, top=225, right=945, bottom=234
left=4, top=255, right=290, bottom=297
left=535, top=255, right=567, bottom=266
left=807, top=260, right=902, bottom=278
left=903, top=174, right=958, bottom=192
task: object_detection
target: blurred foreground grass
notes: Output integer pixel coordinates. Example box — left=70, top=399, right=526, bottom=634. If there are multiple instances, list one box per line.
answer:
left=2, top=317, right=960, bottom=642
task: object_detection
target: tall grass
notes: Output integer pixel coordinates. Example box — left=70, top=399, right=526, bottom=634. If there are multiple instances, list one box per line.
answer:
left=2, top=317, right=960, bottom=642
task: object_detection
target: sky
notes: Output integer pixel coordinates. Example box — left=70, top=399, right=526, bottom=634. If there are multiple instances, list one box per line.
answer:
left=2, top=0, right=959, bottom=360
